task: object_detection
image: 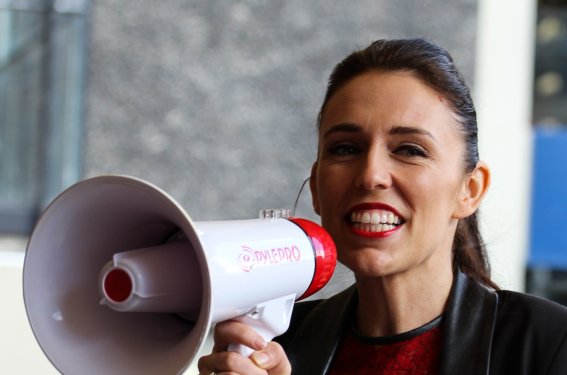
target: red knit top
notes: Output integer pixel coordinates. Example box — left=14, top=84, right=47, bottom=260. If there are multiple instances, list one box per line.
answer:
left=328, top=316, right=443, bottom=375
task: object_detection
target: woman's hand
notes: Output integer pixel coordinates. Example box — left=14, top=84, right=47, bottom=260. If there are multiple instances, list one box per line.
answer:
left=197, top=320, right=291, bottom=375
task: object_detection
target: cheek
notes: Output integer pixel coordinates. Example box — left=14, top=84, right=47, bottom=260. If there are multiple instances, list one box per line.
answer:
left=316, top=168, right=346, bottom=202
left=407, top=170, right=463, bottom=219
left=315, top=170, right=350, bottom=227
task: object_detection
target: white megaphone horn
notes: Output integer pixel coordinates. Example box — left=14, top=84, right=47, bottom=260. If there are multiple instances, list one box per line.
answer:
left=23, top=175, right=336, bottom=375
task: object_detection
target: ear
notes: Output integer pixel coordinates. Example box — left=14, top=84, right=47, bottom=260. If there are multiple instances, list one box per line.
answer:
left=309, top=162, right=321, bottom=216
left=453, top=161, right=491, bottom=219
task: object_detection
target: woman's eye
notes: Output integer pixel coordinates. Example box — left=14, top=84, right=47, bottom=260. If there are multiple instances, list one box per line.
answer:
left=329, top=144, right=360, bottom=155
left=395, top=144, right=429, bottom=157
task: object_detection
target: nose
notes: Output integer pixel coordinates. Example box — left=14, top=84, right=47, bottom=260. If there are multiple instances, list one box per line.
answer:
left=354, top=150, right=392, bottom=190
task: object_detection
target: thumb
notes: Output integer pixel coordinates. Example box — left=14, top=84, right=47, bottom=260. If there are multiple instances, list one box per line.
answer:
left=250, top=342, right=291, bottom=375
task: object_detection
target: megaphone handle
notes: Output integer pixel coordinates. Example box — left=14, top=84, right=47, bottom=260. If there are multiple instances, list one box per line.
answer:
left=227, top=294, right=296, bottom=357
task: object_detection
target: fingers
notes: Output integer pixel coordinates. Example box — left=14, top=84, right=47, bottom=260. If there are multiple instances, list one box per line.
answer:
left=250, top=342, right=292, bottom=375
left=213, top=320, right=267, bottom=353
left=197, top=351, right=267, bottom=375
left=198, top=320, right=291, bottom=375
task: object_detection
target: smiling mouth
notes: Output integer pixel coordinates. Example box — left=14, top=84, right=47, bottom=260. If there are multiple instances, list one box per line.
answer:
left=349, top=209, right=404, bottom=234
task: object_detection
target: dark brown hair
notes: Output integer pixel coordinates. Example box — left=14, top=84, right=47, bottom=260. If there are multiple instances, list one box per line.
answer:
left=317, top=38, right=498, bottom=289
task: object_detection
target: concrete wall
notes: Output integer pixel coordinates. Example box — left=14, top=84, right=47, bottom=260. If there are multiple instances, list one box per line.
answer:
left=85, top=1, right=477, bottom=222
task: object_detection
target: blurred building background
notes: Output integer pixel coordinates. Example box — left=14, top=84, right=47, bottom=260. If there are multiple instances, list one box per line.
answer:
left=0, top=0, right=565, bottom=373
left=526, top=0, right=567, bottom=305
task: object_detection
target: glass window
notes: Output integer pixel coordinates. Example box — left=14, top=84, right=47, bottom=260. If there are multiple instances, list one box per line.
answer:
left=533, top=0, right=567, bottom=125
left=0, top=0, right=89, bottom=233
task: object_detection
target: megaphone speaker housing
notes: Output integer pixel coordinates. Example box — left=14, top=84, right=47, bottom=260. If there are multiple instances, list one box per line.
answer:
left=23, top=175, right=336, bottom=374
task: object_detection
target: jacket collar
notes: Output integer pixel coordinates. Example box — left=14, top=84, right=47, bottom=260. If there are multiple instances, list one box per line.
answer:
left=286, top=286, right=357, bottom=374
left=286, top=270, right=498, bottom=375
left=438, top=270, right=498, bottom=375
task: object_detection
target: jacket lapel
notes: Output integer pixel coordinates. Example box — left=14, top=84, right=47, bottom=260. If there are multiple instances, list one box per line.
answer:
left=285, top=286, right=357, bottom=375
left=438, top=271, right=498, bottom=375
left=284, top=271, right=498, bottom=375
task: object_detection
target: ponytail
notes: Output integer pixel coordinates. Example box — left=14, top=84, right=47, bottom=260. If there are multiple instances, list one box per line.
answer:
left=452, top=213, right=499, bottom=290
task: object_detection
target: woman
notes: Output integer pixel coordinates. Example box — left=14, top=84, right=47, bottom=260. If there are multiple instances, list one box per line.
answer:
left=198, top=38, right=567, bottom=375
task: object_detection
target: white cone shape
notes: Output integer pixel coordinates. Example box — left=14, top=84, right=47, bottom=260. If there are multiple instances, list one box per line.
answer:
left=23, top=175, right=336, bottom=375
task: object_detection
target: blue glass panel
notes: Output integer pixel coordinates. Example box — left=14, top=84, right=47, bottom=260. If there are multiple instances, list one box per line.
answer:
left=529, top=127, right=567, bottom=268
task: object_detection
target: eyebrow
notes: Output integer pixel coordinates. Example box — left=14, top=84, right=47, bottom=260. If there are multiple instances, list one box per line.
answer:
left=322, top=123, right=361, bottom=139
left=389, top=126, right=436, bottom=141
left=322, top=123, right=437, bottom=142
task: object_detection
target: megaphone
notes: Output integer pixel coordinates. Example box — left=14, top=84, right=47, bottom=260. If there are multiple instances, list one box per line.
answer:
left=23, top=175, right=336, bottom=374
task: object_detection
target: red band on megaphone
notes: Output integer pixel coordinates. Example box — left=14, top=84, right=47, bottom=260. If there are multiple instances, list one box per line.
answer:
left=288, top=218, right=337, bottom=300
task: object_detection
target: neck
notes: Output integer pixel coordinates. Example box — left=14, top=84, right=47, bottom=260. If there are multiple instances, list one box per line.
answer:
left=354, top=265, right=454, bottom=337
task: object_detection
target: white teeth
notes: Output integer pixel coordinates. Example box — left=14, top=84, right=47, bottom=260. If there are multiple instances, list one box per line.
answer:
left=371, top=212, right=380, bottom=224
left=352, top=223, right=398, bottom=233
left=349, top=209, right=403, bottom=232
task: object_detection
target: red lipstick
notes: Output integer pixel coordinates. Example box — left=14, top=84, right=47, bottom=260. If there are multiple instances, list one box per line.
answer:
left=348, top=202, right=404, bottom=238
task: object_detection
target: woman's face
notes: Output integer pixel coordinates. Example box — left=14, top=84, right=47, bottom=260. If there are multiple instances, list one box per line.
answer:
left=311, top=71, right=476, bottom=278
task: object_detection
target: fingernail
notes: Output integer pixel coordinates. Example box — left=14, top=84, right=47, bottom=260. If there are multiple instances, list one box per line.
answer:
left=251, top=351, right=270, bottom=367
left=253, top=338, right=267, bottom=350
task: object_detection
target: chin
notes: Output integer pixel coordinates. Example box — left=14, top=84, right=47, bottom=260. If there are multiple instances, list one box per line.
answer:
left=339, top=251, right=394, bottom=278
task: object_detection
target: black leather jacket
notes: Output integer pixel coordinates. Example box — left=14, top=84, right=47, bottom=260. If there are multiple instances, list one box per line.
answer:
left=276, top=271, right=567, bottom=374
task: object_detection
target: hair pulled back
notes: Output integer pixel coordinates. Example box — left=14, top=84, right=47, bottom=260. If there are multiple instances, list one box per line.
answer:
left=318, top=38, right=497, bottom=289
